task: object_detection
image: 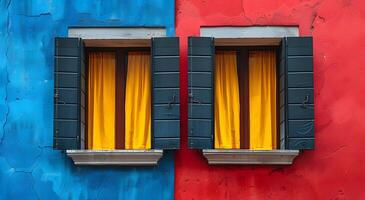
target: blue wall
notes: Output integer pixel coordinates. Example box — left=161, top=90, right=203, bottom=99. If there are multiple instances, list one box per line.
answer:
left=0, top=0, right=175, bottom=199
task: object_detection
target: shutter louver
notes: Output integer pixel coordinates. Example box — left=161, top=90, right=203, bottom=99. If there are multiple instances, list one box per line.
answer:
left=53, top=37, right=85, bottom=150
left=188, top=37, right=214, bottom=149
left=152, top=37, right=180, bottom=149
left=280, top=37, right=315, bottom=150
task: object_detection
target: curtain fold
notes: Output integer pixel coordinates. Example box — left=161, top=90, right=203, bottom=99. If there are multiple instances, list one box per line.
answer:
left=88, top=52, right=116, bottom=150
left=249, top=50, right=277, bottom=150
left=214, top=51, right=241, bottom=149
left=125, top=52, right=151, bottom=149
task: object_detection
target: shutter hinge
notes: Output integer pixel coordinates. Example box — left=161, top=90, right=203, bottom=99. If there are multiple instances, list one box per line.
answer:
left=168, top=94, right=177, bottom=109
left=188, top=93, right=201, bottom=104
left=54, top=90, right=59, bottom=99
left=54, top=92, right=59, bottom=103
left=301, top=95, right=309, bottom=108
left=54, top=92, right=66, bottom=104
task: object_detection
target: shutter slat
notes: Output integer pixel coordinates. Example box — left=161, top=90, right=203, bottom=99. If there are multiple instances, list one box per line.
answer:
left=288, top=73, right=313, bottom=88
left=288, top=120, right=314, bottom=138
left=154, top=120, right=180, bottom=138
left=54, top=120, right=78, bottom=138
left=188, top=72, right=213, bottom=87
left=188, top=104, right=212, bottom=119
left=153, top=72, right=179, bottom=88
left=55, top=57, right=80, bottom=72
left=188, top=57, right=213, bottom=72
left=54, top=37, right=84, bottom=150
left=288, top=138, right=314, bottom=150
left=153, top=138, right=180, bottom=149
left=153, top=104, right=180, bottom=120
left=153, top=57, right=179, bottom=72
left=152, top=37, right=180, bottom=149
left=288, top=105, right=314, bottom=120
left=281, top=37, right=315, bottom=150
left=288, top=88, right=314, bottom=104
left=56, top=88, right=78, bottom=104
left=188, top=119, right=212, bottom=137
left=287, top=57, right=313, bottom=72
left=55, top=73, right=78, bottom=88
left=53, top=138, right=80, bottom=150
left=188, top=37, right=214, bottom=149
left=188, top=88, right=212, bottom=103
left=188, top=138, right=212, bottom=149
left=55, top=48, right=80, bottom=57
left=188, top=37, right=214, bottom=56
left=55, top=105, right=78, bottom=119
left=153, top=89, right=180, bottom=104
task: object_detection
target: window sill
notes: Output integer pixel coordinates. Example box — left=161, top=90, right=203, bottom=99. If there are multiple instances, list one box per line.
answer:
left=66, top=150, right=163, bottom=166
left=202, top=149, right=299, bottom=165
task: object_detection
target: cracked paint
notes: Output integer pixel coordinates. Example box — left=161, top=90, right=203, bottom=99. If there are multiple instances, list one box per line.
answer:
left=2, top=0, right=365, bottom=199
left=0, top=0, right=175, bottom=199
left=0, top=0, right=10, bottom=146
left=175, top=0, right=365, bottom=199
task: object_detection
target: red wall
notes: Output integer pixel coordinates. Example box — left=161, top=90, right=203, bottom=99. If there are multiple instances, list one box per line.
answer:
left=175, top=0, right=365, bottom=199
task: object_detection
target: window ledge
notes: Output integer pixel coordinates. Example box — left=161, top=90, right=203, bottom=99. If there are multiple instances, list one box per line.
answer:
left=202, top=149, right=299, bottom=165
left=66, top=150, right=163, bottom=166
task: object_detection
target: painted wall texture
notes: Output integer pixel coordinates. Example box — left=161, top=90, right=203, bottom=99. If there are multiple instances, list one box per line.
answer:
left=175, top=0, right=365, bottom=199
left=2, top=0, right=365, bottom=199
left=0, top=0, right=175, bottom=199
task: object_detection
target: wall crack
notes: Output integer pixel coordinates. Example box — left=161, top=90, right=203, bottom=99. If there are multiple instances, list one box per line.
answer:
left=1, top=0, right=10, bottom=145
left=6, top=0, right=11, bottom=9
left=241, top=0, right=253, bottom=24
left=16, top=12, right=51, bottom=18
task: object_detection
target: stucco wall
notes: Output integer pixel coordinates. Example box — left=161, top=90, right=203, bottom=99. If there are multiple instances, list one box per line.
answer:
left=175, top=0, right=365, bottom=199
left=1, top=0, right=365, bottom=199
left=0, top=0, right=175, bottom=199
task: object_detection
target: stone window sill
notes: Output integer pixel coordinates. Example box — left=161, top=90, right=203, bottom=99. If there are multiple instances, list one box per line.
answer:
left=66, top=150, right=163, bottom=166
left=202, top=149, right=299, bottom=165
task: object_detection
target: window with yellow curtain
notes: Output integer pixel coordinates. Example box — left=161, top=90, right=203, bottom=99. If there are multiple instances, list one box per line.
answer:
left=88, top=52, right=116, bottom=150
left=87, top=50, right=151, bottom=150
left=214, top=51, right=240, bottom=149
left=125, top=52, right=151, bottom=150
left=214, top=49, right=277, bottom=150
left=248, top=50, right=277, bottom=150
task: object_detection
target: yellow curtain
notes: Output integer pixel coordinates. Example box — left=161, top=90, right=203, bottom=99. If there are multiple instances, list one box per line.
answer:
left=249, top=50, right=277, bottom=150
left=88, top=52, right=116, bottom=150
left=125, top=52, right=151, bottom=149
left=214, top=51, right=240, bottom=149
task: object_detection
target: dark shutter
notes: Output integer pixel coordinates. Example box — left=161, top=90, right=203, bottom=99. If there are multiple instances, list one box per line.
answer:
left=152, top=37, right=180, bottom=149
left=280, top=37, right=314, bottom=150
left=188, top=37, right=214, bottom=149
left=54, top=37, right=85, bottom=150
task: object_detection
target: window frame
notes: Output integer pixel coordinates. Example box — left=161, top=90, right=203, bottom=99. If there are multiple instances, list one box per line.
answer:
left=188, top=36, right=305, bottom=165
left=214, top=46, right=281, bottom=149
left=54, top=28, right=180, bottom=166
left=85, top=47, right=151, bottom=150
left=65, top=39, right=164, bottom=165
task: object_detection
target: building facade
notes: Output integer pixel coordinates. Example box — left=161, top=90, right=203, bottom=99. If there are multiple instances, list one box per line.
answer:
left=1, top=0, right=365, bottom=199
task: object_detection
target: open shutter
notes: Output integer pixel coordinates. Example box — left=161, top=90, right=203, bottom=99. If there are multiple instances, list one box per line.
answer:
left=54, top=37, right=85, bottom=150
left=152, top=37, right=180, bottom=149
left=280, top=37, right=314, bottom=150
left=188, top=37, right=214, bottom=149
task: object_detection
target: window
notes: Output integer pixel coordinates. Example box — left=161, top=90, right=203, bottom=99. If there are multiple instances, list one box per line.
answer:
left=188, top=36, right=314, bottom=164
left=86, top=48, right=152, bottom=150
left=53, top=37, right=180, bottom=165
left=214, top=47, right=278, bottom=150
